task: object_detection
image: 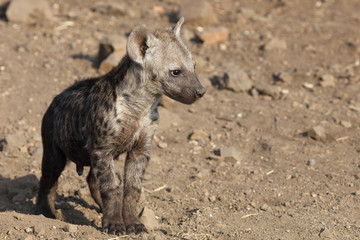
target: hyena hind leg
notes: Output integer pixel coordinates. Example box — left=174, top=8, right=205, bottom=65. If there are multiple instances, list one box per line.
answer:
left=87, top=167, right=103, bottom=211
left=37, top=148, right=66, bottom=218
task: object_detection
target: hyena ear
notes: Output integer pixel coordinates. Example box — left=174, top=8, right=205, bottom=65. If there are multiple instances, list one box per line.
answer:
left=127, top=25, right=159, bottom=65
left=172, top=17, right=184, bottom=38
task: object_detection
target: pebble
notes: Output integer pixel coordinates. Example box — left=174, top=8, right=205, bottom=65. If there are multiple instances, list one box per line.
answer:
left=274, top=72, right=293, bottom=83
left=224, top=69, right=253, bottom=92
left=319, top=227, right=332, bottom=238
left=189, top=130, right=209, bottom=141
left=6, top=0, right=53, bottom=23
left=209, top=195, right=217, bottom=202
left=340, top=120, right=352, bottom=128
left=139, top=207, right=158, bottom=231
left=196, top=169, right=209, bottom=180
left=255, top=82, right=281, bottom=100
left=355, top=190, right=360, bottom=196
left=24, top=227, right=33, bottom=233
left=63, top=223, right=77, bottom=233
left=265, top=38, right=287, bottom=50
left=198, top=26, right=229, bottom=44
left=302, top=82, right=314, bottom=90
left=157, top=142, right=168, bottom=149
left=24, top=236, right=33, bottom=240
left=219, top=146, right=242, bottom=164
left=320, top=74, right=336, bottom=87
left=307, top=159, right=316, bottom=166
left=260, top=203, right=269, bottom=211
left=307, top=125, right=328, bottom=141
left=33, top=225, right=46, bottom=235
left=178, top=0, right=218, bottom=27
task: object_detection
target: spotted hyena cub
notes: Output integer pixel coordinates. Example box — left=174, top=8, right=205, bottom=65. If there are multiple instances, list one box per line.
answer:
left=37, top=18, right=205, bottom=235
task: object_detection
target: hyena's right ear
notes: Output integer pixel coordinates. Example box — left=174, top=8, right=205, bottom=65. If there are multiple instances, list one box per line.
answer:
left=127, top=25, right=159, bottom=65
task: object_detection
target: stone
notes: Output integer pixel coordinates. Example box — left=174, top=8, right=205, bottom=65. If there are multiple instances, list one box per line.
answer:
left=189, top=130, right=208, bottom=141
left=260, top=204, right=269, bottom=211
left=6, top=0, right=53, bottom=24
left=178, top=0, right=218, bottom=27
left=196, top=169, right=209, bottom=180
left=63, top=224, right=77, bottom=233
left=319, top=228, right=332, bottom=238
left=139, top=207, right=158, bottom=231
left=219, top=146, right=242, bottom=164
left=302, top=82, right=314, bottom=90
left=98, top=34, right=127, bottom=63
left=99, top=51, right=124, bottom=73
left=319, top=74, right=336, bottom=87
left=198, top=26, right=229, bottom=44
left=307, top=125, right=328, bottom=141
left=307, top=159, right=316, bottom=166
left=92, top=2, right=135, bottom=17
left=340, top=120, right=352, bottom=128
left=274, top=72, right=293, bottom=83
left=157, top=142, right=168, bottom=149
left=265, top=38, right=287, bottom=50
left=33, top=225, right=46, bottom=235
left=209, top=195, right=217, bottom=202
left=355, top=190, right=360, bottom=196
left=25, top=227, right=33, bottom=233
left=255, top=82, right=281, bottom=100
left=0, top=174, right=39, bottom=195
left=24, top=236, right=33, bottom=240
left=225, top=69, right=253, bottom=92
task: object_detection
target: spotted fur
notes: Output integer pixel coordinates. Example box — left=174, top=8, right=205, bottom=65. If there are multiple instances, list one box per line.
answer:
left=37, top=18, right=205, bottom=235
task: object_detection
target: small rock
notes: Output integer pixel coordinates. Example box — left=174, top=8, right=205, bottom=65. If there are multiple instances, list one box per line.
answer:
left=319, top=74, right=336, bottom=87
left=260, top=203, right=269, bottom=211
left=99, top=51, right=124, bottom=73
left=92, top=2, right=135, bottom=17
left=139, top=207, right=158, bottom=231
left=302, top=82, right=314, bottom=90
left=189, top=130, right=208, bottom=141
left=63, top=223, right=77, bottom=233
left=255, top=82, right=281, bottom=100
left=307, top=125, right=328, bottom=141
left=24, top=227, right=33, bottom=233
left=319, top=228, right=332, bottom=238
left=198, top=26, right=229, bottom=44
left=159, top=96, right=175, bottom=109
left=98, top=34, right=127, bottom=63
left=218, top=146, right=242, bottom=164
left=224, top=69, right=253, bottom=92
left=19, top=146, right=28, bottom=154
left=152, top=5, right=165, bottom=14
left=265, top=38, right=287, bottom=50
left=196, top=169, right=209, bottom=180
left=33, top=225, right=45, bottom=235
left=6, top=0, right=53, bottom=23
left=340, top=120, right=352, bottom=128
left=178, top=0, right=218, bottom=27
left=157, top=142, right=168, bottom=149
left=307, top=159, right=316, bottom=166
left=355, top=190, right=360, bottom=196
left=209, top=195, right=217, bottom=202
left=273, top=72, right=293, bottom=83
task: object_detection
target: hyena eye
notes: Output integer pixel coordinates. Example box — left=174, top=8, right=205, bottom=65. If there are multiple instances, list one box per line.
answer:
left=170, top=70, right=182, bottom=77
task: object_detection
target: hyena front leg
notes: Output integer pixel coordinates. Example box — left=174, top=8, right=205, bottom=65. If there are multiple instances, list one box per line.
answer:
left=122, top=150, right=150, bottom=234
left=91, top=152, right=125, bottom=235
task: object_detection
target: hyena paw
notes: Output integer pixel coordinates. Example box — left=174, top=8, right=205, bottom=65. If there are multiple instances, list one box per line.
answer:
left=126, top=223, right=148, bottom=234
left=102, top=218, right=126, bottom=235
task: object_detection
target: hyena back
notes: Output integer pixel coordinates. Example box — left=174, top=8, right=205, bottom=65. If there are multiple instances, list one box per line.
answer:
left=37, top=18, right=205, bottom=235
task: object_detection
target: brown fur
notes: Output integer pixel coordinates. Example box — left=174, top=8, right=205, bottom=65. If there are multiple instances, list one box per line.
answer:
left=37, top=18, right=205, bottom=235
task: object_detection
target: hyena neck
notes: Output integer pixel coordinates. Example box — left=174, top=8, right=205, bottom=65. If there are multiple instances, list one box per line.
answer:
left=108, top=55, right=161, bottom=112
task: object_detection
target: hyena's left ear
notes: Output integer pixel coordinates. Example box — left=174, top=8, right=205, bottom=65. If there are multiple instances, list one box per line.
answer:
left=172, top=17, right=184, bottom=38
left=127, top=24, right=159, bottom=65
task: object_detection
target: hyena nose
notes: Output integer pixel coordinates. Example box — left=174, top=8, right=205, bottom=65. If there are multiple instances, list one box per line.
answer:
left=195, top=86, right=206, bottom=99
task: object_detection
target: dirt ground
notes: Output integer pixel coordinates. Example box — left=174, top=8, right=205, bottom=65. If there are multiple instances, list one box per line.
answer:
left=0, top=0, right=360, bottom=239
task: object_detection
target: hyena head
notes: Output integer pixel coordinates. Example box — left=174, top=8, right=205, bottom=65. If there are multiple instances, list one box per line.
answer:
left=127, top=17, right=205, bottom=104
